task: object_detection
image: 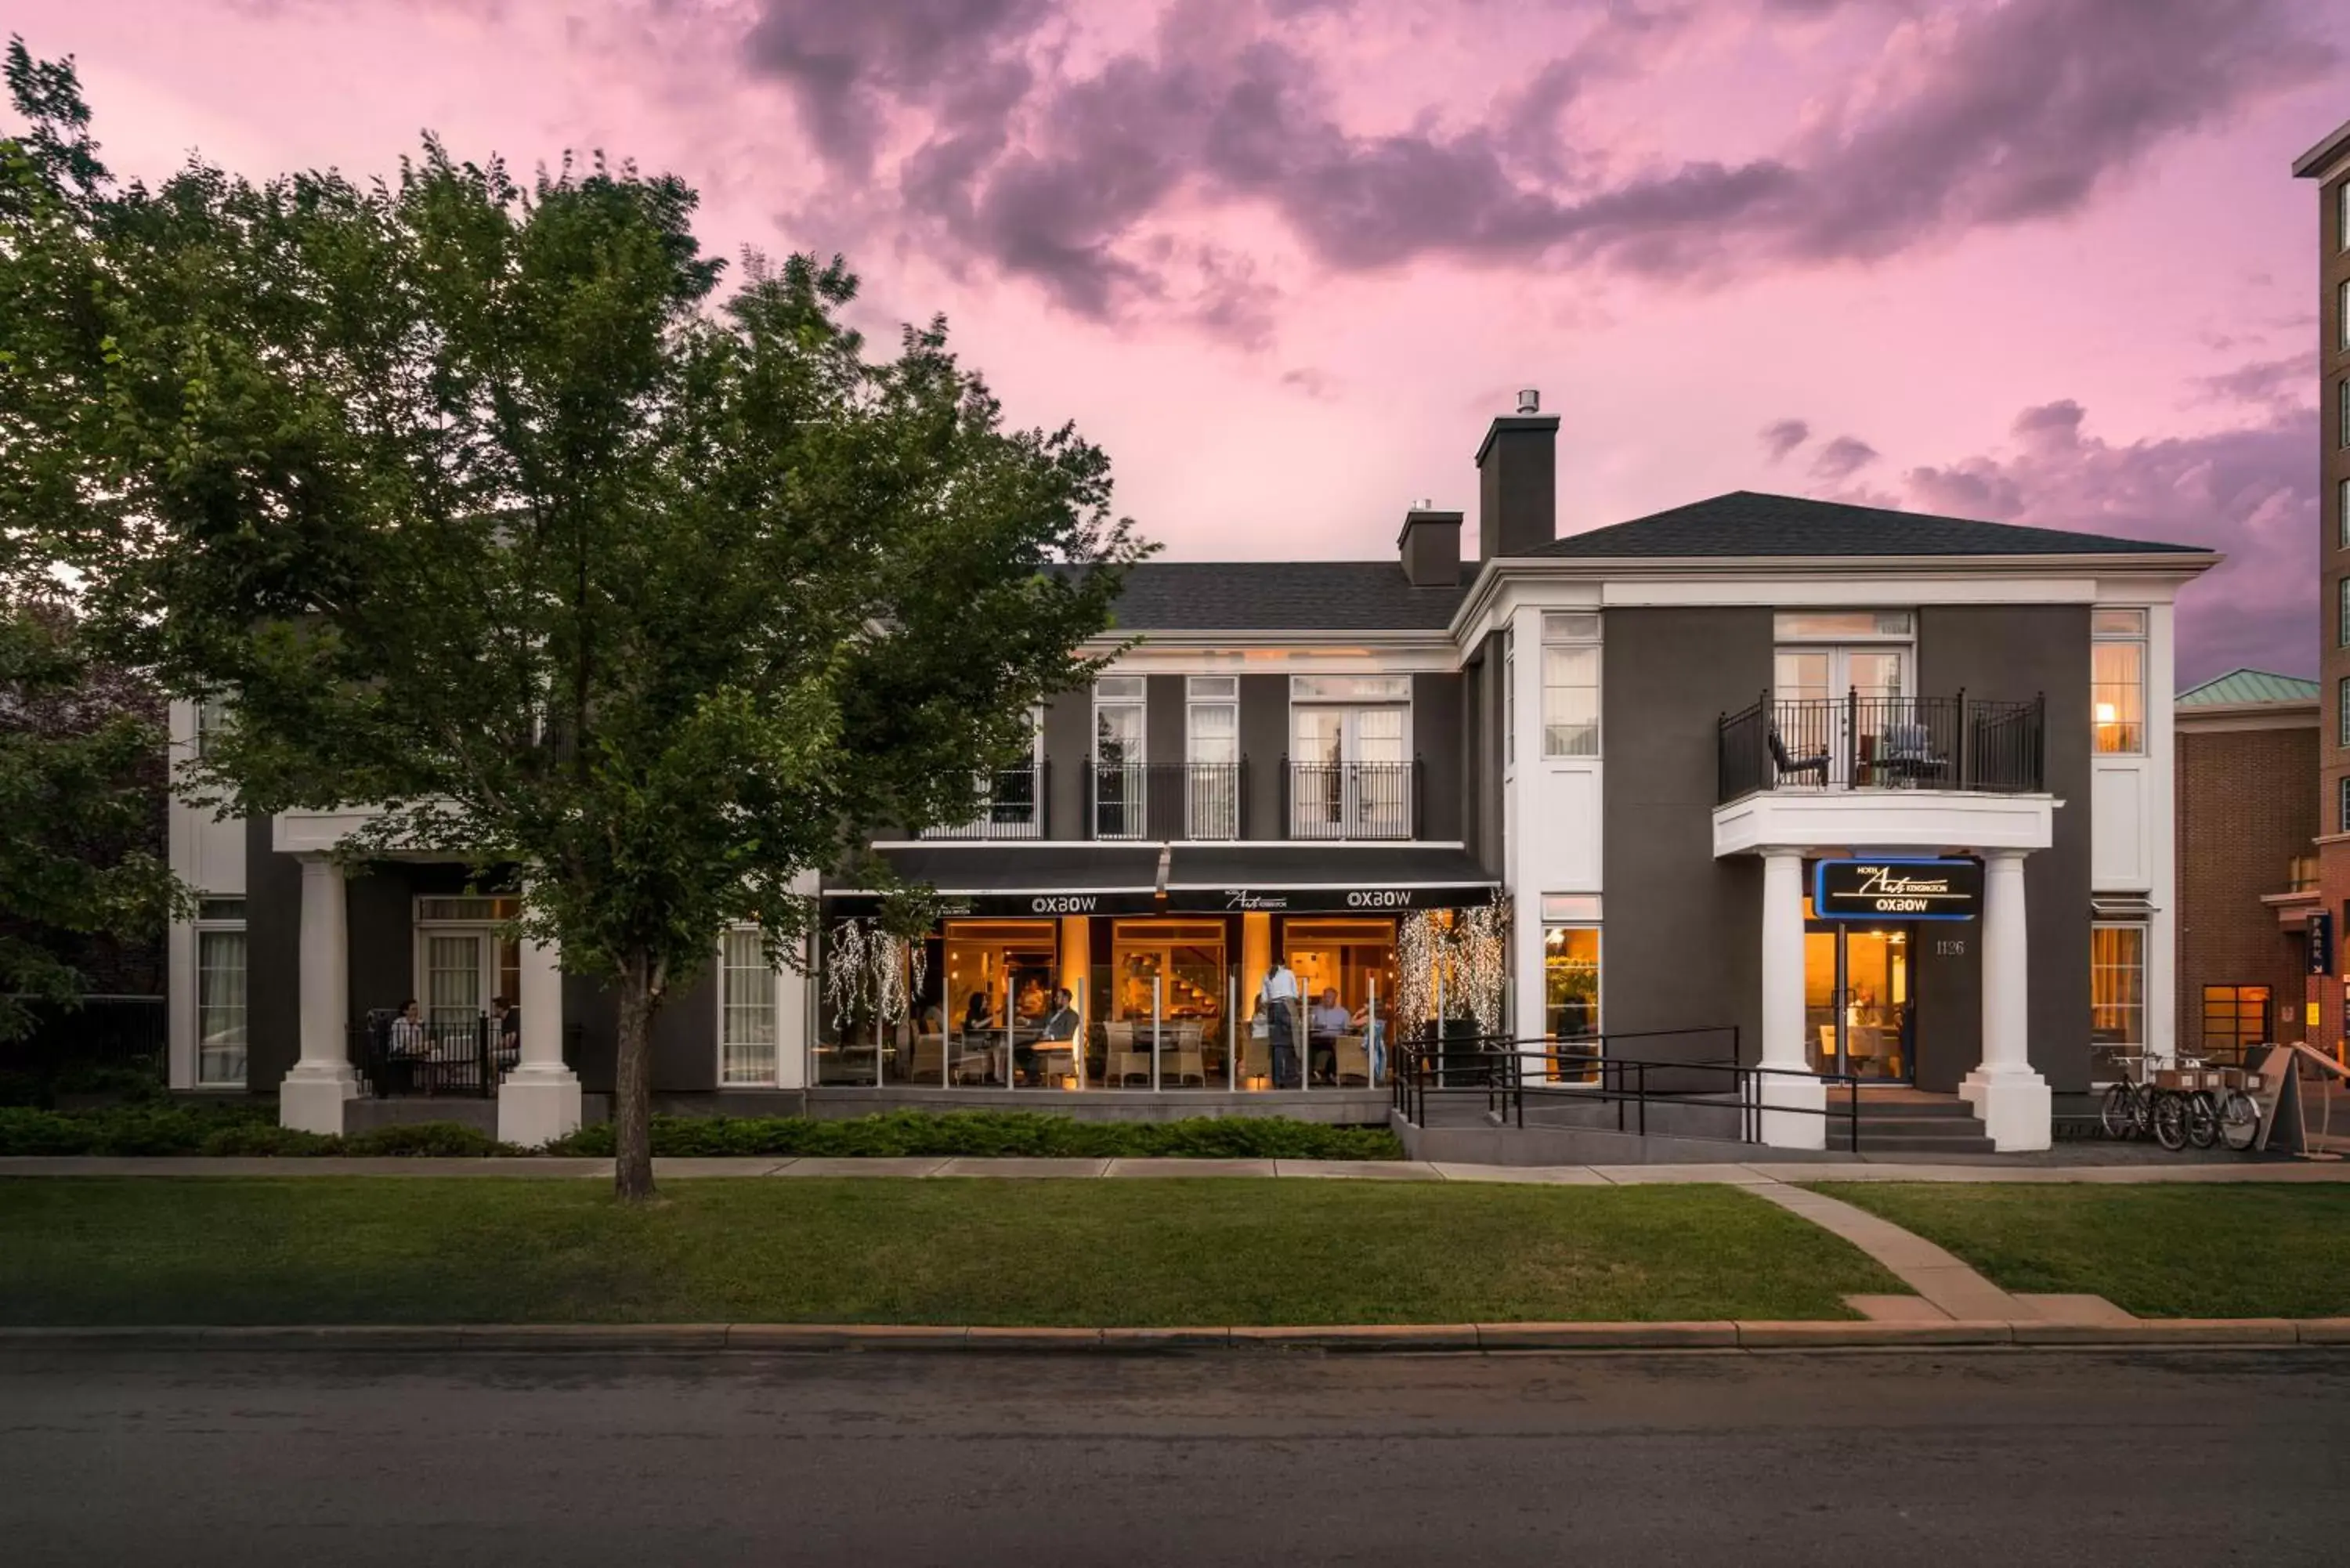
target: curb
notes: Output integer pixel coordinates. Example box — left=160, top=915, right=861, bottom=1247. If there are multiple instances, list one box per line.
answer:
left=5, top=1319, right=2348, bottom=1354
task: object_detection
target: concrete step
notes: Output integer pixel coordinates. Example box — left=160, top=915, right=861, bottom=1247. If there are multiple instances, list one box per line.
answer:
left=1857, top=1133, right=1998, bottom=1154
left=1854, top=1100, right=1976, bottom=1120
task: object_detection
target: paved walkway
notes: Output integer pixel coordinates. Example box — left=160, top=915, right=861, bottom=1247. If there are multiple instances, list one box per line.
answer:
left=5, top=1154, right=2347, bottom=1182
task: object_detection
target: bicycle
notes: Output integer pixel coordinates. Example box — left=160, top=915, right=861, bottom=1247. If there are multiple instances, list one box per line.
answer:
left=2099, top=1055, right=2157, bottom=1140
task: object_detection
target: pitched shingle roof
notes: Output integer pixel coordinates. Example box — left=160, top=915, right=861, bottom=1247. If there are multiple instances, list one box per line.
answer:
left=2178, top=669, right=2319, bottom=706
left=1518, top=491, right=2213, bottom=559
left=1107, top=562, right=1466, bottom=632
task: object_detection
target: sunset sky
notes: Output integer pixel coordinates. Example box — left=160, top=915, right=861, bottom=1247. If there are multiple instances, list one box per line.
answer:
left=13, top=0, right=2349, bottom=682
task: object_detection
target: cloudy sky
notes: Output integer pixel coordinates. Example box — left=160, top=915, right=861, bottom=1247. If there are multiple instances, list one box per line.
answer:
left=13, top=0, right=2349, bottom=682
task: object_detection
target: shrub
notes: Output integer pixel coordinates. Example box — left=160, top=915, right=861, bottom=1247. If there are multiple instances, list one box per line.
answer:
left=543, top=1111, right=1401, bottom=1162
left=201, top=1122, right=344, bottom=1157
left=342, top=1122, right=508, bottom=1158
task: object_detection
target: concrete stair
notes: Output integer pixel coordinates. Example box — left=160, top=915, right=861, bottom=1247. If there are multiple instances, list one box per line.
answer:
left=1853, top=1095, right=1996, bottom=1155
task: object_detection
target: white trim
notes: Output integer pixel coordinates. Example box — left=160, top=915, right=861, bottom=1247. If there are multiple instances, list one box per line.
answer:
left=1712, top=789, right=2059, bottom=857
left=862, top=839, right=1470, bottom=851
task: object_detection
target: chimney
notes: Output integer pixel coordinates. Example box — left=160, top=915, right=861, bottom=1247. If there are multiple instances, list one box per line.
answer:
left=1476, top=388, right=1560, bottom=559
left=1396, top=499, right=1462, bottom=588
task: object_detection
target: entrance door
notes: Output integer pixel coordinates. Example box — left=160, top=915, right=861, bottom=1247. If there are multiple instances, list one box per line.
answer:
left=1802, top=923, right=1914, bottom=1079
left=1775, top=647, right=1911, bottom=783
left=422, top=932, right=487, bottom=1028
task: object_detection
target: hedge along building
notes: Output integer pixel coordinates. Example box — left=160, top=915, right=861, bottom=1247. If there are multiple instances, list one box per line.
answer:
left=164, top=395, right=2216, bottom=1151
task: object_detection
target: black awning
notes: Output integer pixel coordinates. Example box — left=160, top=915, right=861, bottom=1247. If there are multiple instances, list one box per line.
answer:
left=823, top=844, right=1164, bottom=917
left=1162, top=844, right=1499, bottom=915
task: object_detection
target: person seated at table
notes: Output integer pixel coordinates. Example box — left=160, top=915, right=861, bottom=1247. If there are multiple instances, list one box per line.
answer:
left=961, top=990, right=993, bottom=1037
left=1309, top=988, right=1350, bottom=1084
left=1014, top=976, right=1047, bottom=1019
left=1025, top=988, right=1080, bottom=1085
left=383, top=999, right=428, bottom=1094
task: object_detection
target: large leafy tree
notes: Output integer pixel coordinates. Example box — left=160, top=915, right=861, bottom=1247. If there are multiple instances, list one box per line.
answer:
left=2, top=42, right=1144, bottom=1197
left=0, top=46, right=179, bottom=1042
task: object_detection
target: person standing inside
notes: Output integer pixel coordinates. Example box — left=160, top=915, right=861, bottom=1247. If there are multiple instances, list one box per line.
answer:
left=1260, top=958, right=1302, bottom=1089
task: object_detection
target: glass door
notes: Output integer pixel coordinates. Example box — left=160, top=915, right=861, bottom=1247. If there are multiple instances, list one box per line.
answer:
left=1774, top=647, right=1910, bottom=785
left=1094, top=678, right=1146, bottom=839
left=1802, top=924, right=1914, bottom=1080
left=1292, top=706, right=1408, bottom=837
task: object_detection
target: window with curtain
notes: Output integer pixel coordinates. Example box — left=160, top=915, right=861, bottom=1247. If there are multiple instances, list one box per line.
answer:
left=2089, top=923, right=2144, bottom=1079
left=1184, top=677, right=1238, bottom=839
left=1540, top=612, right=1600, bottom=757
left=719, top=927, right=776, bottom=1085
left=197, top=928, right=248, bottom=1086
left=2090, top=609, right=2145, bottom=754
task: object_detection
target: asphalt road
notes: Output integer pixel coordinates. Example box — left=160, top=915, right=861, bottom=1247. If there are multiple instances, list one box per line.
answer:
left=5, top=1347, right=2346, bottom=1567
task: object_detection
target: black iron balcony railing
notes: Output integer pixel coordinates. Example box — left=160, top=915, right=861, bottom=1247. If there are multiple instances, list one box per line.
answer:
left=1717, top=691, right=2044, bottom=804
left=1283, top=757, right=1419, bottom=840
left=1087, top=760, right=1249, bottom=841
left=923, top=761, right=1050, bottom=840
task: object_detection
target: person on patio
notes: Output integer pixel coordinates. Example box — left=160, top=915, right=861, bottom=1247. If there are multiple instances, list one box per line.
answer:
left=1260, top=959, right=1301, bottom=1089
left=1352, top=997, right=1386, bottom=1086
left=961, top=990, right=993, bottom=1035
left=1309, top=988, right=1350, bottom=1085
left=385, top=999, right=428, bottom=1095
left=1029, top=988, right=1080, bottom=1086
left=488, top=995, right=519, bottom=1065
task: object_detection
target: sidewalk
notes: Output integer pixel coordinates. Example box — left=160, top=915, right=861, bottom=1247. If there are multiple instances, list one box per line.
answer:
left=5, top=1154, right=2347, bottom=1182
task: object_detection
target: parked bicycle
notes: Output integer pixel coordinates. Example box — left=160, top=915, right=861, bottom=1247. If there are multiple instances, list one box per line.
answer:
left=2099, top=1053, right=2261, bottom=1152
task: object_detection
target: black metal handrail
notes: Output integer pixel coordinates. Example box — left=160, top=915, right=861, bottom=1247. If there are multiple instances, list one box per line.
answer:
left=1085, top=759, right=1249, bottom=841
left=1391, top=1028, right=1864, bottom=1153
left=1282, top=757, right=1419, bottom=840
left=1719, top=690, right=2044, bottom=803
left=923, top=760, right=1050, bottom=840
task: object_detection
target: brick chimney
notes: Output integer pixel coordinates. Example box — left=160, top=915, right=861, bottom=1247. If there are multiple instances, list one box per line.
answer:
left=1476, top=388, right=1560, bottom=560
left=1396, top=499, right=1462, bottom=588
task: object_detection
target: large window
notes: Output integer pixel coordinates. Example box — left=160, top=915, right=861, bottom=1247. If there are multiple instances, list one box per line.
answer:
left=2091, top=608, right=2146, bottom=755
left=2341, top=378, right=2349, bottom=449
left=413, top=896, right=521, bottom=1026
left=194, top=696, right=230, bottom=759
left=2200, top=985, right=2270, bottom=1064
left=1092, top=676, right=1147, bottom=839
left=2341, top=775, right=2350, bottom=835
left=1542, top=894, right=1600, bottom=1081
left=2089, top=923, right=2146, bottom=1078
left=2340, top=678, right=2349, bottom=750
left=1185, top=676, right=1239, bottom=840
left=1540, top=612, right=1600, bottom=757
left=2341, top=477, right=2349, bottom=551
left=718, top=927, right=776, bottom=1086
left=195, top=898, right=248, bottom=1087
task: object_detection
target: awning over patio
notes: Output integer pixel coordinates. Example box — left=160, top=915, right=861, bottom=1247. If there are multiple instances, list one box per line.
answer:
left=824, top=843, right=1500, bottom=918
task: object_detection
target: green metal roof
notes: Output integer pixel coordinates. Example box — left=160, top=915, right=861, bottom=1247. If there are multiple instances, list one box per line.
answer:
left=2177, top=668, right=2319, bottom=706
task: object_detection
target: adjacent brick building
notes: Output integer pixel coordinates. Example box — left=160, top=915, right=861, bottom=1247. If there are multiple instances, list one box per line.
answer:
left=2175, top=670, right=2316, bottom=1061
left=2294, top=121, right=2350, bottom=1063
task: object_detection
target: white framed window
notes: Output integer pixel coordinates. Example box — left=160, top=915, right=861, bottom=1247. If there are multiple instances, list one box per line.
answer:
left=194, top=900, right=248, bottom=1087
left=1773, top=610, right=1913, bottom=641
left=2341, top=179, right=2350, bottom=252
left=194, top=695, right=231, bottom=759
left=2089, top=922, right=2146, bottom=1079
left=2340, top=477, right=2349, bottom=551
left=1289, top=675, right=1412, bottom=839
left=718, top=927, right=777, bottom=1086
left=2339, top=775, right=2350, bottom=835
left=1288, top=674, right=1411, bottom=702
left=1540, top=612, right=1600, bottom=757
left=1184, top=676, right=1239, bottom=840
left=2340, top=278, right=2350, bottom=350
left=414, top=896, right=521, bottom=1026
left=1092, top=675, right=1148, bottom=839
left=2339, top=678, right=2349, bottom=750
left=2090, top=608, right=2146, bottom=756
left=2341, top=378, right=2349, bottom=448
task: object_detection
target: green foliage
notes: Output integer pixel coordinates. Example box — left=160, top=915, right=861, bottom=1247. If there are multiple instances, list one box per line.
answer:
left=543, top=1111, right=1404, bottom=1162
left=2, top=39, right=1147, bottom=1189
left=0, top=1102, right=506, bottom=1157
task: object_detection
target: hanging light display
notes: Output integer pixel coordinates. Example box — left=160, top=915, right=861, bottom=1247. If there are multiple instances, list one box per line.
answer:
left=1394, top=901, right=1513, bottom=1035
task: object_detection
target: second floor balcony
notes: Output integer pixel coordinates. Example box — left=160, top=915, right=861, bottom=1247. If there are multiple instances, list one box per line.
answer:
left=920, top=756, right=1426, bottom=842
left=1718, top=691, right=2045, bottom=804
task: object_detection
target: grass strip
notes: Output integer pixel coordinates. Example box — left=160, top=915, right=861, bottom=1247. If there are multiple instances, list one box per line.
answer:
left=1813, top=1182, right=2350, bottom=1320
left=0, top=1178, right=1904, bottom=1326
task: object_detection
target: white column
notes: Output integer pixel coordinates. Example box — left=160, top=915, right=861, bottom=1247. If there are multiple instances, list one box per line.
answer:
left=497, top=934, right=581, bottom=1146
left=1757, top=849, right=1826, bottom=1148
left=280, top=854, right=358, bottom=1133
left=1961, top=848, right=2052, bottom=1150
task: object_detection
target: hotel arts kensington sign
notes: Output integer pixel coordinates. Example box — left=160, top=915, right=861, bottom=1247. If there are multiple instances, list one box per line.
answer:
left=1811, top=858, right=1982, bottom=921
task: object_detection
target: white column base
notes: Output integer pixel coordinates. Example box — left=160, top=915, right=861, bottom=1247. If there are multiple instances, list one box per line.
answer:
left=279, top=1064, right=358, bottom=1135
left=1959, top=1067, right=2052, bottom=1151
left=497, top=1066, right=584, bottom=1147
left=1756, top=1071, right=1828, bottom=1150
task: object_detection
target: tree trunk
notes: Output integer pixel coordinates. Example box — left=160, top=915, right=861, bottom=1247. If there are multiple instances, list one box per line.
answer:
left=613, top=950, right=660, bottom=1201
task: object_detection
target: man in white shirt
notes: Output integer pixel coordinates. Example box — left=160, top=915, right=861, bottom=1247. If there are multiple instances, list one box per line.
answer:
left=1260, top=960, right=1301, bottom=1089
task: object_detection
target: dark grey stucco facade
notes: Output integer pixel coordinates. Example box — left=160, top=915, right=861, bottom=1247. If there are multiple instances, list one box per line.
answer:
left=1599, top=607, right=1771, bottom=1065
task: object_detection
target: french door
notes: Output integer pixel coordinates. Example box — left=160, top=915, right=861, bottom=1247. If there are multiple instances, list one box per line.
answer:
left=422, top=933, right=490, bottom=1028
left=1774, top=646, right=1911, bottom=785
left=1292, top=706, right=1408, bottom=837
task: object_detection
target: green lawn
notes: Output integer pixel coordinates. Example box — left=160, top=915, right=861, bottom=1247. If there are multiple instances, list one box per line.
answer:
left=1815, top=1183, right=2350, bottom=1320
left=0, top=1178, right=1905, bottom=1326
